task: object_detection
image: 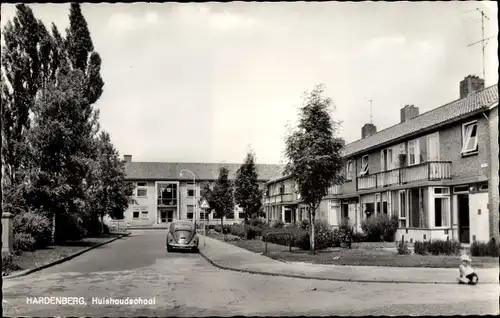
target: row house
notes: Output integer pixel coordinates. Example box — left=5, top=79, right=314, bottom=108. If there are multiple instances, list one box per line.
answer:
left=264, top=75, right=499, bottom=244
left=123, top=158, right=282, bottom=227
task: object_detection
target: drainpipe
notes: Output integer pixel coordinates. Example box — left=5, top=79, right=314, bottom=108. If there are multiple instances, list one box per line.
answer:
left=481, top=111, right=493, bottom=240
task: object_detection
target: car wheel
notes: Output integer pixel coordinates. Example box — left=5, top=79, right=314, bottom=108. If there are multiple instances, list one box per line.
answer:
left=192, top=247, right=199, bottom=253
left=167, top=245, right=172, bottom=252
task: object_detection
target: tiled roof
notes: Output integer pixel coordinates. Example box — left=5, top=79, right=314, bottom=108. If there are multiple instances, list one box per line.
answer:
left=343, top=85, right=499, bottom=157
left=125, top=162, right=284, bottom=181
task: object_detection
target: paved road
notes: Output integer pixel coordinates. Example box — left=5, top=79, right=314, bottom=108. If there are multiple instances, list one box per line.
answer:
left=3, top=230, right=499, bottom=316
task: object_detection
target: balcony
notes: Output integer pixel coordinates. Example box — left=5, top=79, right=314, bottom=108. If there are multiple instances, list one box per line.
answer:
left=357, top=161, right=452, bottom=191
left=327, top=185, right=342, bottom=195
left=264, top=192, right=298, bottom=205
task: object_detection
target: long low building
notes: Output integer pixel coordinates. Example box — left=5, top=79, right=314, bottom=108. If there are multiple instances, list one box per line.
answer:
left=122, top=156, right=283, bottom=227
left=264, top=75, right=499, bottom=244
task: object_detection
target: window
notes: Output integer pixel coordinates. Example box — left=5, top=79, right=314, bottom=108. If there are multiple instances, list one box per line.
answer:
left=279, top=185, right=285, bottom=194
left=187, top=189, right=195, bottom=197
left=434, top=197, right=450, bottom=227
left=461, top=121, right=478, bottom=155
left=408, top=139, right=419, bottom=165
left=133, top=211, right=140, bottom=219
left=132, top=207, right=148, bottom=219
left=346, top=161, right=353, bottom=180
left=200, top=212, right=207, bottom=220
left=158, top=183, right=178, bottom=206
left=187, top=205, right=194, bottom=219
left=141, top=210, right=148, bottom=218
left=453, top=185, right=469, bottom=193
left=226, top=211, right=235, bottom=219
left=136, top=182, right=148, bottom=197
left=398, top=190, right=407, bottom=227
left=434, top=187, right=449, bottom=194
left=239, top=212, right=246, bottom=219
left=360, top=156, right=369, bottom=176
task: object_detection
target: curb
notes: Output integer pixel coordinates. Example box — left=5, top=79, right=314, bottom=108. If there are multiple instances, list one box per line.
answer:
left=3, top=232, right=131, bottom=280
left=199, top=246, right=499, bottom=286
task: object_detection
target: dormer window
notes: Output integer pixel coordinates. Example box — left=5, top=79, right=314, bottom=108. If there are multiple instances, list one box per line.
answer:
left=359, top=155, right=369, bottom=176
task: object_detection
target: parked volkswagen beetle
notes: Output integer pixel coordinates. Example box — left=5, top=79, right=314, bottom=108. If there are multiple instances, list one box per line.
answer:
left=166, top=220, right=199, bottom=252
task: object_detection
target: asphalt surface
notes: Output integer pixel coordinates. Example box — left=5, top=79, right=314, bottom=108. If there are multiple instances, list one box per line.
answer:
left=2, top=230, right=499, bottom=316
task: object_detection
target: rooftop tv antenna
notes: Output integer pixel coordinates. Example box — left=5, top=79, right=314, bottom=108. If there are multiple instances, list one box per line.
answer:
left=467, top=8, right=494, bottom=81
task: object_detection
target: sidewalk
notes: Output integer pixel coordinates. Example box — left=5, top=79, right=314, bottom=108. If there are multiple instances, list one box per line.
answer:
left=199, top=236, right=499, bottom=284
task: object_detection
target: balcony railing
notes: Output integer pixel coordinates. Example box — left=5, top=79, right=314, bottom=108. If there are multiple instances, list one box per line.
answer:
left=327, top=185, right=342, bottom=195
left=357, top=161, right=452, bottom=191
left=264, top=192, right=299, bottom=205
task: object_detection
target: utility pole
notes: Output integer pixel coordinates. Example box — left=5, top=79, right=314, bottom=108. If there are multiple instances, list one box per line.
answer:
left=467, top=8, right=493, bottom=81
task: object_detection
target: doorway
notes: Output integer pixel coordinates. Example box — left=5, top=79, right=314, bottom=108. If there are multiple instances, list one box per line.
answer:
left=457, top=194, right=470, bottom=244
left=159, top=209, right=174, bottom=223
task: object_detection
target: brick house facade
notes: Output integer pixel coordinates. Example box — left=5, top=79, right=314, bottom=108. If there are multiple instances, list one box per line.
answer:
left=264, top=76, right=499, bottom=244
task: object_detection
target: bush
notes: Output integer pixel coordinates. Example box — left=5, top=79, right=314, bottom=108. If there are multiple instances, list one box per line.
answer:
left=360, top=214, right=399, bottom=242
left=12, top=210, right=52, bottom=248
left=229, top=225, right=246, bottom=238
left=299, top=219, right=310, bottom=231
left=397, top=240, right=411, bottom=255
left=338, top=219, right=354, bottom=248
left=262, top=226, right=309, bottom=250
left=249, top=217, right=266, bottom=227
left=313, top=219, right=337, bottom=250
left=270, top=220, right=285, bottom=229
left=13, top=233, right=36, bottom=251
left=1, top=254, right=22, bottom=274
left=246, top=225, right=264, bottom=240
left=413, top=239, right=461, bottom=256
left=214, top=224, right=231, bottom=234
left=470, top=239, right=500, bottom=257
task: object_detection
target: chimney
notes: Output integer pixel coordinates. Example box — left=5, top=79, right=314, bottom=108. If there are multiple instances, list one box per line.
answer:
left=400, top=104, right=419, bottom=123
left=361, top=123, right=377, bottom=139
left=124, top=155, right=132, bottom=163
left=459, top=75, right=485, bottom=99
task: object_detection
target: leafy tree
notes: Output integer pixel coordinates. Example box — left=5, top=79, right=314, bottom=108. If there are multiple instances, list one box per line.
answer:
left=284, top=84, right=345, bottom=253
left=85, top=131, right=135, bottom=233
left=65, top=3, right=104, bottom=105
left=1, top=4, right=46, bottom=188
left=234, top=151, right=263, bottom=231
left=208, top=167, right=234, bottom=230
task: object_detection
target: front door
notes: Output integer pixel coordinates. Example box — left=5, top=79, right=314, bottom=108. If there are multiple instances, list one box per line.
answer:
left=160, top=210, right=167, bottom=223
left=167, top=210, right=174, bottom=222
left=457, top=194, right=470, bottom=244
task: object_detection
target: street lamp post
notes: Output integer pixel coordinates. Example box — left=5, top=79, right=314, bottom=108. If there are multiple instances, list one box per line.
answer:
left=180, top=169, right=196, bottom=225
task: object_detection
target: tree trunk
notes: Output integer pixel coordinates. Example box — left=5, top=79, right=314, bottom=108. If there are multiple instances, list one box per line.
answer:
left=221, top=216, right=225, bottom=241
left=310, top=213, right=316, bottom=254
left=51, top=213, right=56, bottom=245
left=100, top=214, right=104, bottom=234
left=244, top=211, right=248, bottom=239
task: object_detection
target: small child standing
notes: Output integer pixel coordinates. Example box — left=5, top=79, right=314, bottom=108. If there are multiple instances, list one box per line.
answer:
left=458, top=254, right=479, bottom=285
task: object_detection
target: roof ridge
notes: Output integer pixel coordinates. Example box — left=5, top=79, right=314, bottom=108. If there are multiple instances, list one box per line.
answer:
left=344, top=85, right=498, bottom=148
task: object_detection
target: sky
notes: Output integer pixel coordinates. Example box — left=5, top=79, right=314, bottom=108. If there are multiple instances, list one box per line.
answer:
left=1, top=2, right=498, bottom=164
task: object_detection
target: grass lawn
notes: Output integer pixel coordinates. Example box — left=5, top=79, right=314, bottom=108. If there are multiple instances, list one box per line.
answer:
left=207, top=234, right=499, bottom=269
left=2, top=233, right=125, bottom=276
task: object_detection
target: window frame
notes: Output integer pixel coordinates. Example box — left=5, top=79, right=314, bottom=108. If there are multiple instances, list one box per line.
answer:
left=407, top=138, right=421, bottom=166
left=187, top=189, right=195, bottom=197
left=432, top=187, right=450, bottom=228
left=359, top=156, right=369, bottom=176
left=398, top=190, right=407, bottom=228
left=136, top=182, right=148, bottom=198
left=346, top=160, right=353, bottom=181
left=461, top=121, right=479, bottom=156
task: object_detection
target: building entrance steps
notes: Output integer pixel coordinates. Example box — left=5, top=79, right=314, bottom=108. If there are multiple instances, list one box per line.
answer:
left=199, top=236, right=499, bottom=284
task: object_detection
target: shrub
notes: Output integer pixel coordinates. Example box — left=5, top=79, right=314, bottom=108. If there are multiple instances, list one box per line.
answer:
left=229, top=225, right=246, bottom=238
left=214, top=224, right=231, bottom=234
left=1, top=254, right=21, bottom=274
left=413, top=239, right=461, bottom=256
left=313, top=219, right=337, bottom=250
left=360, top=214, right=399, bottom=242
left=223, top=234, right=242, bottom=242
left=338, top=219, right=354, bottom=248
left=470, top=239, right=500, bottom=257
left=262, top=226, right=309, bottom=249
left=13, top=233, right=36, bottom=251
left=397, top=240, right=411, bottom=255
left=299, top=219, right=310, bottom=231
left=246, top=225, right=263, bottom=240
left=12, top=210, right=52, bottom=248
left=271, top=220, right=285, bottom=229
left=249, top=217, right=266, bottom=227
